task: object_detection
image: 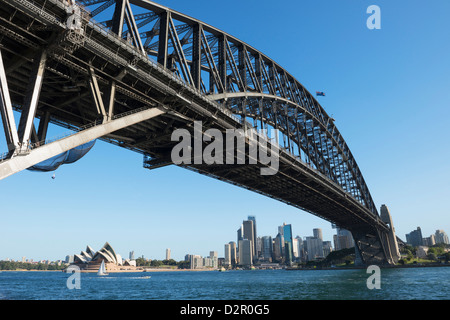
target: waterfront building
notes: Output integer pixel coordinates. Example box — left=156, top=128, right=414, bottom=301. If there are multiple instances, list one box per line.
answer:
left=273, top=233, right=283, bottom=262
left=256, top=237, right=262, bottom=259
left=166, top=248, right=171, bottom=260
left=305, top=236, right=324, bottom=261
left=295, top=236, right=306, bottom=262
left=261, top=236, right=273, bottom=262
left=238, top=239, right=253, bottom=267
left=435, top=230, right=449, bottom=245
left=229, top=241, right=237, bottom=265
left=248, top=216, right=258, bottom=258
left=292, top=238, right=299, bottom=259
left=423, top=236, right=435, bottom=247
left=283, top=223, right=294, bottom=265
left=242, top=219, right=256, bottom=263
left=224, top=243, right=231, bottom=266
left=70, top=242, right=137, bottom=272
left=129, top=251, right=134, bottom=260
left=206, top=251, right=218, bottom=268
left=188, top=255, right=203, bottom=269
left=406, top=227, right=423, bottom=247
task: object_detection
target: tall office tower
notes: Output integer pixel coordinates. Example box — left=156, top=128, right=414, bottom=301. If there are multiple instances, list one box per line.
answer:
left=406, top=227, right=423, bottom=247
left=295, top=236, right=305, bottom=261
left=248, top=216, right=258, bottom=253
left=237, top=225, right=243, bottom=243
left=243, top=219, right=256, bottom=262
left=256, top=237, right=262, bottom=259
left=435, top=230, right=449, bottom=245
left=238, top=239, right=253, bottom=266
left=283, top=223, right=294, bottom=265
left=229, top=241, right=237, bottom=265
left=305, top=236, right=324, bottom=261
left=261, top=236, right=273, bottom=261
left=209, top=251, right=218, bottom=268
left=313, top=228, right=323, bottom=241
left=292, top=238, right=299, bottom=259
left=237, top=225, right=243, bottom=261
left=129, top=251, right=135, bottom=260
left=273, top=233, right=283, bottom=261
left=224, top=244, right=231, bottom=266
left=166, top=248, right=171, bottom=260
left=322, top=241, right=333, bottom=257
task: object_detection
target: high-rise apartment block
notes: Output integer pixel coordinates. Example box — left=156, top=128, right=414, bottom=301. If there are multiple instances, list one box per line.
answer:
left=406, top=227, right=423, bottom=247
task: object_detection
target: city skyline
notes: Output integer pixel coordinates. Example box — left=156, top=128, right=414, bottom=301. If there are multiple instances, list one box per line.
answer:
left=4, top=216, right=448, bottom=264
left=1, top=0, right=449, bottom=262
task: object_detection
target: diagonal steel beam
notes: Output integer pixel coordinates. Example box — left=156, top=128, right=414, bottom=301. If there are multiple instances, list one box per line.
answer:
left=0, top=107, right=166, bottom=180
left=0, top=49, right=19, bottom=153
left=17, top=49, right=47, bottom=150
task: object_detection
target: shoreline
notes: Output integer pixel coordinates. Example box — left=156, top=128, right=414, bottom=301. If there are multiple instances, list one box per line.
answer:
left=286, top=263, right=450, bottom=271
left=2, top=263, right=449, bottom=273
left=0, top=268, right=218, bottom=273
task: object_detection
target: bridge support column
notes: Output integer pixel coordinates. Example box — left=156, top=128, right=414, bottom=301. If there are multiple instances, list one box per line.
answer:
left=380, top=204, right=400, bottom=264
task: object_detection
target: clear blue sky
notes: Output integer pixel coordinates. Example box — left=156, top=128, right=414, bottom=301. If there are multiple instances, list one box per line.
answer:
left=1, top=0, right=449, bottom=262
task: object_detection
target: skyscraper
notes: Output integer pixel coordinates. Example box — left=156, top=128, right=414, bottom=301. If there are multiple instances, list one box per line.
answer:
left=283, top=223, right=294, bottom=265
left=305, top=236, right=324, bottom=261
left=434, top=230, right=449, bottom=245
left=224, top=243, right=231, bottom=266
left=313, top=228, right=323, bottom=241
left=166, top=248, right=171, bottom=260
left=261, top=236, right=273, bottom=261
left=322, top=241, right=333, bottom=257
left=406, top=227, right=423, bottom=247
left=248, top=216, right=258, bottom=255
left=229, top=241, right=237, bottom=265
left=242, top=219, right=256, bottom=262
left=273, top=233, right=283, bottom=262
left=238, top=239, right=253, bottom=267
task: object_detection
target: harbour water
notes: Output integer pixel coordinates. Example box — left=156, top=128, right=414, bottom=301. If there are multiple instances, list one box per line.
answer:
left=0, top=266, right=449, bottom=300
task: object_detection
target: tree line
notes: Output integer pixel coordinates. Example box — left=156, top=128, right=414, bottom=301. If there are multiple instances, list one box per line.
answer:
left=0, top=261, right=66, bottom=271
left=135, top=258, right=190, bottom=269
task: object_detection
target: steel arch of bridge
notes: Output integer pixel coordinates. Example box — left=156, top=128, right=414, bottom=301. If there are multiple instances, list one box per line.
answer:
left=0, top=0, right=401, bottom=265
left=78, top=0, right=377, bottom=215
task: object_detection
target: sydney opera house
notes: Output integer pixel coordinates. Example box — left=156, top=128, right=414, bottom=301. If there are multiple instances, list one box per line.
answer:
left=71, top=242, right=137, bottom=272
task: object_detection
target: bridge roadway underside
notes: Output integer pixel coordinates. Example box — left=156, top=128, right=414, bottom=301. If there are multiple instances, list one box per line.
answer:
left=0, top=0, right=394, bottom=265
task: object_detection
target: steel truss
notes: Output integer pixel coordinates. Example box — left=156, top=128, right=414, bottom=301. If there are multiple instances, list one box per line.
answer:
left=0, top=0, right=401, bottom=265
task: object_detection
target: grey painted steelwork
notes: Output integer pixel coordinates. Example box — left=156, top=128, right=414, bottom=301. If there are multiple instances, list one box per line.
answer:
left=0, top=0, right=401, bottom=265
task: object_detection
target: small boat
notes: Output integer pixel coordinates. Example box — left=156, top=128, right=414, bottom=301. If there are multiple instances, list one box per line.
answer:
left=97, top=260, right=108, bottom=276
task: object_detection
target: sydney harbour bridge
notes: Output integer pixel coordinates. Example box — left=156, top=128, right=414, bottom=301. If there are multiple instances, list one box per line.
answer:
left=0, top=0, right=402, bottom=265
